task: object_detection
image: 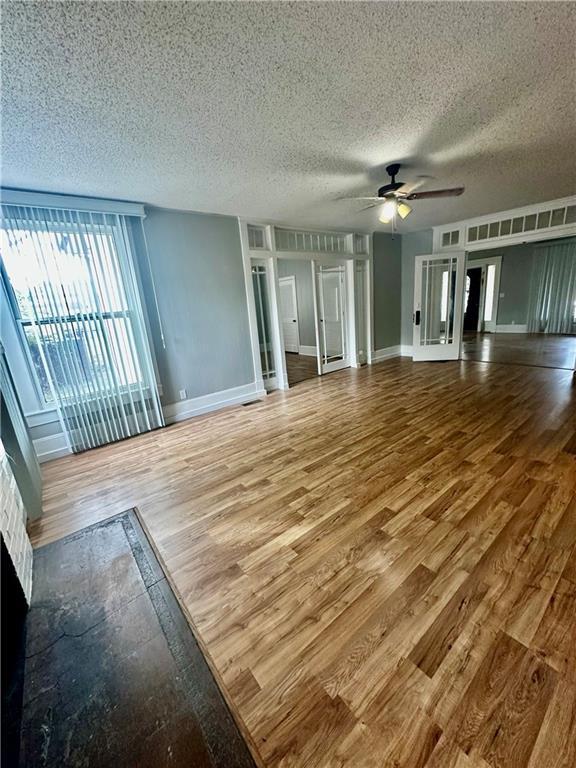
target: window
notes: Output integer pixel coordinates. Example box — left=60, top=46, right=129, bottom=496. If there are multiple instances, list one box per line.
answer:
left=1, top=213, right=142, bottom=404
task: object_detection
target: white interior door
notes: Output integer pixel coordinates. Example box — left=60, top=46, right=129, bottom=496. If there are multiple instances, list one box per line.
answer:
left=279, top=276, right=300, bottom=353
left=413, top=252, right=466, bottom=361
left=314, top=263, right=349, bottom=374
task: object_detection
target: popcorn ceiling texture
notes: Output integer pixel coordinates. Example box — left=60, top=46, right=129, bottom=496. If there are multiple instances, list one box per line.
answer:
left=2, top=1, right=575, bottom=231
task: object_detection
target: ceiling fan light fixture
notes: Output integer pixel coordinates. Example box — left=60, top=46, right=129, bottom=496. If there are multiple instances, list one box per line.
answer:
left=397, top=201, right=412, bottom=220
left=378, top=199, right=397, bottom=223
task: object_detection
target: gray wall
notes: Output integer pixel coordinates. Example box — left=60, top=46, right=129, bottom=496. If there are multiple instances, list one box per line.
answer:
left=138, top=208, right=255, bottom=403
left=373, top=233, right=402, bottom=349
left=469, top=243, right=534, bottom=326
left=2, top=206, right=256, bottom=462
left=277, top=259, right=316, bottom=347
left=400, top=229, right=434, bottom=346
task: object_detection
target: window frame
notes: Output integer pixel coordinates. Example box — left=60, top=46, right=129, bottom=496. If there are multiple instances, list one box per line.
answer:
left=0, top=218, right=142, bottom=406
left=0, top=260, right=49, bottom=405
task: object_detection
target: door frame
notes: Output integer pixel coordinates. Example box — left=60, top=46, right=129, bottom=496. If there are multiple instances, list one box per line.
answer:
left=238, top=219, right=372, bottom=390
left=278, top=275, right=301, bottom=354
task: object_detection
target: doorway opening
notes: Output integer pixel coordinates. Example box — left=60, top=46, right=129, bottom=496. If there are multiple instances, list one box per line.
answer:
left=412, top=237, right=576, bottom=370
left=278, top=259, right=353, bottom=386
left=278, top=259, right=318, bottom=386
left=463, top=267, right=482, bottom=332
left=461, top=240, right=576, bottom=370
left=241, top=222, right=372, bottom=391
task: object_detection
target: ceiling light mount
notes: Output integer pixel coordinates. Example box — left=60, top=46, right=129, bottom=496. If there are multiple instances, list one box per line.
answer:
left=377, top=164, right=404, bottom=197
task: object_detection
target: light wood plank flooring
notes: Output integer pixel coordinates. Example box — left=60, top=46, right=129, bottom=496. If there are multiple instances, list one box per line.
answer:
left=31, top=359, right=576, bottom=768
left=462, top=332, right=576, bottom=370
left=285, top=351, right=319, bottom=385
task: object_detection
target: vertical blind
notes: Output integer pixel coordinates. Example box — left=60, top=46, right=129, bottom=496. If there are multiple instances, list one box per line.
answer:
left=527, top=239, right=576, bottom=334
left=0, top=204, right=164, bottom=453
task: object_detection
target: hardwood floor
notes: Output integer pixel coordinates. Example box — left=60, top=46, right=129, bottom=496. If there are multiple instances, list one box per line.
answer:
left=31, top=359, right=576, bottom=768
left=462, top=332, right=576, bottom=370
left=285, top=351, right=319, bottom=385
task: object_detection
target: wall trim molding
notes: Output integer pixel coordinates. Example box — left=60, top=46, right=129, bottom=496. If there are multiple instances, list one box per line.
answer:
left=495, top=324, right=528, bottom=334
left=163, top=381, right=266, bottom=425
left=371, top=345, right=401, bottom=363
left=25, top=408, right=61, bottom=428
left=33, top=433, right=71, bottom=464
left=299, top=345, right=317, bottom=357
left=372, top=344, right=415, bottom=362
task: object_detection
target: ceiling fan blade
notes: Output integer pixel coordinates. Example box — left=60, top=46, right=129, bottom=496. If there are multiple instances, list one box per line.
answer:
left=337, top=196, right=385, bottom=201
left=406, top=187, right=465, bottom=200
left=396, top=178, right=425, bottom=196
left=357, top=202, right=385, bottom=212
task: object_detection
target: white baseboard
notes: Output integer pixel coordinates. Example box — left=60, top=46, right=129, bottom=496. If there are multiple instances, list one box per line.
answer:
left=33, top=433, right=71, bottom=463
left=495, top=324, right=528, bottom=333
left=163, top=381, right=266, bottom=425
left=298, top=345, right=317, bottom=357
left=372, top=345, right=414, bottom=362
left=371, top=345, right=401, bottom=363
left=33, top=382, right=267, bottom=461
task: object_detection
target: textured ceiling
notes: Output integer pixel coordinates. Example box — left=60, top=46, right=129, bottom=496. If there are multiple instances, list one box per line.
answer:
left=2, top=1, right=575, bottom=232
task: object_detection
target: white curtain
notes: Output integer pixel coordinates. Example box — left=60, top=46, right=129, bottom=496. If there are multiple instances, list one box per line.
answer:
left=0, top=204, right=164, bottom=453
left=527, top=239, right=576, bottom=334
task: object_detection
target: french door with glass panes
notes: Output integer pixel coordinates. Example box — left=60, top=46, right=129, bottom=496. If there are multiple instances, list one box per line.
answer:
left=413, top=252, right=466, bottom=361
left=313, top=262, right=349, bottom=374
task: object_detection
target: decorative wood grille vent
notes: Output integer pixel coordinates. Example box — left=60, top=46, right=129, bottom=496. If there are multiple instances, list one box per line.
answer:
left=354, top=234, right=368, bottom=254
left=274, top=227, right=348, bottom=253
left=466, top=205, right=576, bottom=245
left=247, top=225, right=267, bottom=250
left=442, top=230, right=460, bottom=247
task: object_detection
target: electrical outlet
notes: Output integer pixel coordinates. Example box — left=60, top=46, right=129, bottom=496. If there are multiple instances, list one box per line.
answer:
left=179, top=389, right=187, bottom=400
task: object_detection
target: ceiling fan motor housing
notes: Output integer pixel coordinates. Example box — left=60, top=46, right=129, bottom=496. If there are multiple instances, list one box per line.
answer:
left=377, top=163, right=404, bottom=197
left=377, top=181, right=404, bottom=197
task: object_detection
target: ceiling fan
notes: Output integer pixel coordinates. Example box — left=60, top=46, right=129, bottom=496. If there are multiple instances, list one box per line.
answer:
left=343, top=163, right=464, bottom=223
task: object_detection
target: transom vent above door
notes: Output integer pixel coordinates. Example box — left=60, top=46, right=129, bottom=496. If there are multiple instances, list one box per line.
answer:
left=467, top=204, right=576, bottom=244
